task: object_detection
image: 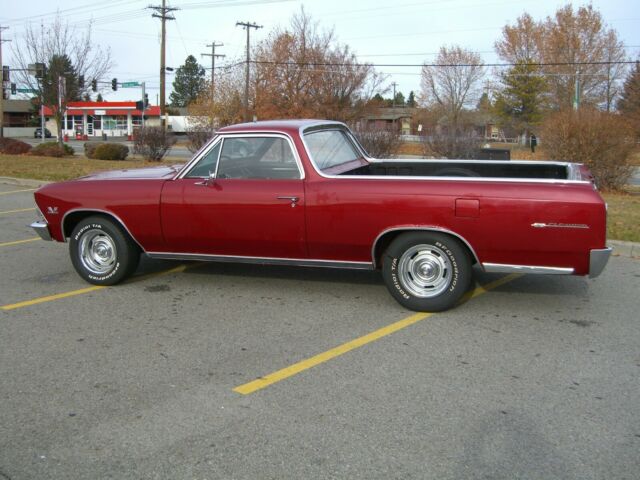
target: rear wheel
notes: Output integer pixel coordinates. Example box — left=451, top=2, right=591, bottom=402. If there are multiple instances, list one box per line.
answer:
left=69, top=216, right=140, bottom=285
left=382, top=232, right=472, bottom=312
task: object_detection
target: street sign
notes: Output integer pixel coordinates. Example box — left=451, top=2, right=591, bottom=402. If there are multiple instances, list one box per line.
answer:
left=17, top=88, right=37, bottom=94
left=121, top=81, right=140, bottom=87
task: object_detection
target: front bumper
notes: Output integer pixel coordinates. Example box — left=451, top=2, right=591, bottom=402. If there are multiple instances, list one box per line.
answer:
left=30, top=221, right=52, bottom=241
left=589, top=247, right=612, bottom=278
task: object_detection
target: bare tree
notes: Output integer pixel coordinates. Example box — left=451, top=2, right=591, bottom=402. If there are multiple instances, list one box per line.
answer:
left=420, top=46, right=485, bottom=131
left=11, top=15, right=112, bottom=144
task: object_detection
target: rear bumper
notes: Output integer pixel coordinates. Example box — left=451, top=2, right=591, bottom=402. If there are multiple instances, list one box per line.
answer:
left=30, top=221, right=52, bottom=241
left=589, top=247, right=612, bottom=278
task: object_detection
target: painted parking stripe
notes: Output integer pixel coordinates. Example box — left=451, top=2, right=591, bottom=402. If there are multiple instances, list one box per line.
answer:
left=233, top=273, right=521, bottom=395
left=0, top=188, right=36, bottom=196
left=1, top=264, right=189, bottom=311
left=0, top=207, right=36, bottom=215
left=0, top=237, right=40, bottom=247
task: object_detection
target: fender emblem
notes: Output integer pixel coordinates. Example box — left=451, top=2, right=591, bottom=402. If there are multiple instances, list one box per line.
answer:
left=531, top=222, right=589, bottom=229
left=47, top=206, right=59, bottom=215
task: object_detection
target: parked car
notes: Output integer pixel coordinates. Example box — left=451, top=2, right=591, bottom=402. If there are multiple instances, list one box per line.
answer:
left=34, top=127, right=52, bottom=139
left=30, top=120, right=611, bottom=312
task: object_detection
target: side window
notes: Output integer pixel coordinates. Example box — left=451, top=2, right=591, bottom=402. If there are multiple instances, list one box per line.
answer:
left=217, top=137, right=300, bottom=179
left=185, top=142, right=221, bottom=178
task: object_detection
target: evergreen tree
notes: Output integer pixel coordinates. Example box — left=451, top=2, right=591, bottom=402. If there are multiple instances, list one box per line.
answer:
left=618, top=61, right=640, bottom=135
left=406, top=91, right=416, bottom=107
left=96, top=93, right=104, bottom=102
left=169, top=55, right=206, bottom=107
left=493, top=61, right=548, bottom=134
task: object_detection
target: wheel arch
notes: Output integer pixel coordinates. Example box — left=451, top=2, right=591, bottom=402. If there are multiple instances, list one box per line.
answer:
left=62, top=209, right=145, bottom=252
left=371, top=227, right=480, bottom=269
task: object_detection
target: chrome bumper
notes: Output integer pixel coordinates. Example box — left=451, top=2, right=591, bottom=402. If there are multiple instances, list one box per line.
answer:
left=589, top=247, right=612, bottom=278
left=30, top=221, right=52, bottom=241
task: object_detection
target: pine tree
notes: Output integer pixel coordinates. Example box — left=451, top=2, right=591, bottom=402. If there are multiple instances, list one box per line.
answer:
left=406, top=91, right=416, bottom=107
left=169, top=55, right=206, bottom=107
left=493, top=61, right=548, bottom=134
left=618, top=61, right=640, bottom=135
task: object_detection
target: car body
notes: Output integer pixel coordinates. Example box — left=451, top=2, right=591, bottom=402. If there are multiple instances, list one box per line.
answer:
left=34, top=127, right=52, bottom=139
left=31, top=119, right=611, bottom=311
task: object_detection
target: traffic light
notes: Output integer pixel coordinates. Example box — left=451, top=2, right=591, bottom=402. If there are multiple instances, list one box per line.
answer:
left=2, top=66, right=9, bottom=82
left=91, top=79, right=97, bottom=92
left=10, top=83, right=16, bottom=95
left=135, top=100, right=144, bottom=110
left=111, top=78, right=118, bottom=91
left=78, top=75, right=85, bottom=89
left=144, top=93, right=149, bottom=108
left=2, top=88, right=7, bottom=100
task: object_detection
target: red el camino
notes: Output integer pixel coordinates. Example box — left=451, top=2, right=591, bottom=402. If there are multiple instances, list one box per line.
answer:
left=31, top=120, right=611, bottom=311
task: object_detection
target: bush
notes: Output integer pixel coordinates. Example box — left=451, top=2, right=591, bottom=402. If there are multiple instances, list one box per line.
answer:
left=541, top=108, right=635, bottom=190
left=61, top=143, right=75, bottom=155
left=0, top=138, right=32, bottom=154
left=351, top=124, right=401, bottom=158
left=422, top=129, right=481, bottom=159
left=92, top=143, right=129, bottom=160
left=31, top=142, right=68, bottom=157
left=186, top=124, right=215, bottom=153
left=133, top=126, right=176, bottom=161
left=84, top=142, right=99, bottom=159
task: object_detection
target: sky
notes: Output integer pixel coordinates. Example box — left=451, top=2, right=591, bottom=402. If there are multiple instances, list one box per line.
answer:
left=2, top=0, right=639, bottom=105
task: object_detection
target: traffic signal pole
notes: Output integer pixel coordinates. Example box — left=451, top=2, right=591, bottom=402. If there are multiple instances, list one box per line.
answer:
left=0, top=25, right=10, bottom=138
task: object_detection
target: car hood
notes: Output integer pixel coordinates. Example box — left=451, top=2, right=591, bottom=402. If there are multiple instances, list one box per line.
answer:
left=77, top=164, right=183, bottom=181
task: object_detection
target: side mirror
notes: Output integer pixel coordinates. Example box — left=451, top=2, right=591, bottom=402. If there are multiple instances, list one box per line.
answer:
left=195, top=171, right=216, bottom=186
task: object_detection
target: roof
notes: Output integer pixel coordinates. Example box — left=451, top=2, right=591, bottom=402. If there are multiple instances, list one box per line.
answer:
left=218, top=119, right=345, bottom=135
left=42, top=101, right=160, bottom=116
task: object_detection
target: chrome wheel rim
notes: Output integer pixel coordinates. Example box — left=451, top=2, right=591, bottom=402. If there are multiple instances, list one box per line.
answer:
left=398, top=244, right=452, bottom=298
left=79, top=229, right=117, bottom=275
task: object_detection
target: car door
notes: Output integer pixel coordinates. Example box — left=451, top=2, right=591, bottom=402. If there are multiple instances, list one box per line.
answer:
left=160, top=134, right=307, bottom=259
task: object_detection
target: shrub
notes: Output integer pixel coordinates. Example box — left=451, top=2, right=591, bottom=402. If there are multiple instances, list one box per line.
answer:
left=422, top=129, right=481, bottom=159
left=31, top=142, right=68, bottom=157
left=133, top=126, right=176, bottom=161
left=84, top=142, right=99, bottom=159
left=541, top=107, right=635, bottom=190
left=92, top=143, right=129, bottom=160
left=186, top=124, right=215, bottom=153
left=351, top=124, right=401, bottom=158
left=61, top=143, right=75, bottom=156
left=0, top=138, right=32, bottom=154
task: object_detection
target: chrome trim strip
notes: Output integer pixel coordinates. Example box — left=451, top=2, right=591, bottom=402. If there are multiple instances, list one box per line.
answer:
left=532, top=222, right=590, bottom=229
left=371, top=226, right=481, bottom=267
left=299, top=123, right=590, bottom=185
left=30, top=221, right=52, bottom=241
left=178, top=132, right=306, bottom=180
left=146, top=252, right=374, bottom=270
left=60, top=208, right=146, bottom=251
left=482, top=263, right=574, bottom=275
left=589, top=247, right=612, bottom=278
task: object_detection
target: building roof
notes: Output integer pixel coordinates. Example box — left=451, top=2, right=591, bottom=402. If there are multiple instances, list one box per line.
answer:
left=42, top=101, right=160, bottom=116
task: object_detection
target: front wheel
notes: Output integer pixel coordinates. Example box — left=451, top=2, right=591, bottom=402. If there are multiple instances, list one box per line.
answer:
left=69, top=216, right=140, bottom=285
left=382, top=232, right=472, bottom=312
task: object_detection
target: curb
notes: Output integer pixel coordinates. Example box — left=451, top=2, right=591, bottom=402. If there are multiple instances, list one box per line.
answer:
left=1, top=176, right=638, bottom=259
left=0, top=177, right=51, bottom=188
left=607, top=240, right=640, bottom=259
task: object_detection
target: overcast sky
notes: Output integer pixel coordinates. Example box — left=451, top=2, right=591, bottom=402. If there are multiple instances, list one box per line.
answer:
left=2, top=0, right=639, bottom=105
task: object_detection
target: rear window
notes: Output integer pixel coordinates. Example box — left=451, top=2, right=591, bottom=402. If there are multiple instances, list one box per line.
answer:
left=303, top=129, right=361, bottom=171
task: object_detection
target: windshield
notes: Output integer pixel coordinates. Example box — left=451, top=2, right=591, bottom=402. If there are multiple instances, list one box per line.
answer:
left=303, top=129, right=362, bottom=171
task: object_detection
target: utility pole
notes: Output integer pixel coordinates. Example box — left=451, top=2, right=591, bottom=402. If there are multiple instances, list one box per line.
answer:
left=149, top=0, right=178, bottom=129
left=391, top=81, right=398, bottom=108
left=201, top=42, right=224, bottom=101
left=0, top=25, right=11, bottom=138
left=236, top=21, right=262, bottom=122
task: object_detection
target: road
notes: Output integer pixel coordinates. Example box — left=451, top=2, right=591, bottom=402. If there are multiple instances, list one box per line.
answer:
left=1, top=182, right=639, bottom=479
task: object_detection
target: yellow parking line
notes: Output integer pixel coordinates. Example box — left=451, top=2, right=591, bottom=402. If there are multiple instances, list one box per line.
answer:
left=233, top=273, right=522, bottom=395
left=0, top=188, right=36, bottom=196
left=1, top=264, right=189, bottom=311
left=0, top=237, right=40, bottom=247
left=0, top=207, right=36, bottom=215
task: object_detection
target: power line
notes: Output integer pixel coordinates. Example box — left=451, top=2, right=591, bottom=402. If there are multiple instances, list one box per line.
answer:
left=250, top=60, right=639, bottom=68
left=202, top=42, right=225, bottom=99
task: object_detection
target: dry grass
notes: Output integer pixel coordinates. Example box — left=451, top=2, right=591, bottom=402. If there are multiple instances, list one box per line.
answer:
left=602, top=187, right=640, bottom=243
left=0, top=154, right=184, bottom=182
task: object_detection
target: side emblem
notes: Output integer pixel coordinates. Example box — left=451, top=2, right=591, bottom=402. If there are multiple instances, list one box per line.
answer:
left=47, top=206, right=59, bottom=215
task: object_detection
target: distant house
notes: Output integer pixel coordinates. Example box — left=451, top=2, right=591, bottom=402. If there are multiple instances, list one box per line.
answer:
left=42, top=101, right=161, bottom=138
left=359, top=107, right=414, bottom=135
left=1, top=99, right=36, bottom=136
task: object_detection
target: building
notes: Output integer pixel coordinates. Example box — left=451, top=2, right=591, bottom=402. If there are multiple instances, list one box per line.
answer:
left=1, top=99, right=36, bottom=136
left=42, top=101, right=161, bottom=138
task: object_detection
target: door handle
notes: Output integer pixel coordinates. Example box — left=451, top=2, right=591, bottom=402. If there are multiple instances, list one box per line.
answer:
left=277, top=196, right=300, bottom=207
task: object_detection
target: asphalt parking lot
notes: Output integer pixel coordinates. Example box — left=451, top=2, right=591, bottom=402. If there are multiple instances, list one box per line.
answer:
left=1, top=181, right=639, bottom=480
